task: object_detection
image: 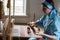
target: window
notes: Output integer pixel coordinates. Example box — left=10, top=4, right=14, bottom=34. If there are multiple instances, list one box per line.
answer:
left=4, top=0, right=26, bottom=16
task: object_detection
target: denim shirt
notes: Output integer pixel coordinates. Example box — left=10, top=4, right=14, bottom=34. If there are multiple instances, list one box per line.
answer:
left=36, top=14, right=60, bottom=40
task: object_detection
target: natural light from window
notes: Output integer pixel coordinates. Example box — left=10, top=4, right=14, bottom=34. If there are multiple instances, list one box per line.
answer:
left=4, top=0, right=26, bottom=16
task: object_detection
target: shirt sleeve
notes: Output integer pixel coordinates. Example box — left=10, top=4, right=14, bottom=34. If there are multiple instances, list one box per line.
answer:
left=35, top=15, right=46, bottom=26
left=51, top=19, right=60, bottom=40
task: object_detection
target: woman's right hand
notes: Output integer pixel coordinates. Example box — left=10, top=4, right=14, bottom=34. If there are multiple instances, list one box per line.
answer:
left=27, top=22, right=36, bottom=27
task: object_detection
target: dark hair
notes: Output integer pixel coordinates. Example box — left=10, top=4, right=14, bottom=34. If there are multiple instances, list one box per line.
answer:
left=46, top=0, right=53, bottom=3
left=46, top=0, right=54, bottom=6
left=42, top=3, right=47, bottom=7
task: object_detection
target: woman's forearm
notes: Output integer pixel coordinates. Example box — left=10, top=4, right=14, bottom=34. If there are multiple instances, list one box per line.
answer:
left=42, top=34, right=56, bottom=40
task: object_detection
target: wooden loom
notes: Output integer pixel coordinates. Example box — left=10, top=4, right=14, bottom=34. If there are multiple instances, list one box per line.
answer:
left=0, top=0, right=15, bottom=40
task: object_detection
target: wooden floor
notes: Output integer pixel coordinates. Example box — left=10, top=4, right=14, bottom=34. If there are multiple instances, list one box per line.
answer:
left=0, top=37, right=29, bottom=40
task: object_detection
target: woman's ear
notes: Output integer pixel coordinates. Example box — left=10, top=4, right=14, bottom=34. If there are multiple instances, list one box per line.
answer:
left=51, top=2, right=54, bottom=7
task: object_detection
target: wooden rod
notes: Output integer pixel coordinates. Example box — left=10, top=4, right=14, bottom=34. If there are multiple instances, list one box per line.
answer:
left=13, top=0, right=15, bottom=18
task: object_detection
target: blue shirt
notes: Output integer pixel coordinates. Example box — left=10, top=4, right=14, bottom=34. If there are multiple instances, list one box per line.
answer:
left=36, top=14, right=60, bottom=40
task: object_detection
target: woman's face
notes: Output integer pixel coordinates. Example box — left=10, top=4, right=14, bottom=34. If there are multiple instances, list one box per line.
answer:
left=42, top=5, right=51, bottom=14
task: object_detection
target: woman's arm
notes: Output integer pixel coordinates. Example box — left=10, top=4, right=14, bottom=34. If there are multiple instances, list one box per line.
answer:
left=42, top=34, right=56, bottom=40
left=36, top=33, right=56, bottom=40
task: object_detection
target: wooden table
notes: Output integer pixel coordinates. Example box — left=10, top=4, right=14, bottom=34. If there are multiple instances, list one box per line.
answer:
left=12, top=25, right=43, bottom=40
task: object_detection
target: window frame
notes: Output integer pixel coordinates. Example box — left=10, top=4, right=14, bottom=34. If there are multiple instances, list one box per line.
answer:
left=4, top=0, right=30, bottom=18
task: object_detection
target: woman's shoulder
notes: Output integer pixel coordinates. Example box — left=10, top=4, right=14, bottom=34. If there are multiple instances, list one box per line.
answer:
left=55, top=14, right=60, bottom=20
left=55, top=14, right=60, bottom=26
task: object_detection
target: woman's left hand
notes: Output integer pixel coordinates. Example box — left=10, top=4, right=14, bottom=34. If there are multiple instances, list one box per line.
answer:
left=36, top=32, right=44, bottom=36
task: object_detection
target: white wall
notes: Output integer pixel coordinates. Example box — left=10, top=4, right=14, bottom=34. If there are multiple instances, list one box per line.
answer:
left=15, top=0, right=60, bottom=23
left=15, top=0, right=44, bottom=23
left=54, top=0, right=60, bottom=16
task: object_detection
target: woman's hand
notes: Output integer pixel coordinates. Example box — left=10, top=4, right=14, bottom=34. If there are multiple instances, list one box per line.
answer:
left=36, top=32, right=44, bottom=36
left=27, top=22, right=38, bottom=34
left=36, top=33, right=56, bottom=40
left=27, top=22, right=36, bottom=27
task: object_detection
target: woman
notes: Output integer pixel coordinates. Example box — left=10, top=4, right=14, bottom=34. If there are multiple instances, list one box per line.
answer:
left=28, top=0, right=60, bottom=40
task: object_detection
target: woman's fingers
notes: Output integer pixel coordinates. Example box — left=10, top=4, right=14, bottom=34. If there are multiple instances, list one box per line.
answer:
left=27, top=22, right=35, bottom=27
left=36, top=32, right=43, bottom=36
